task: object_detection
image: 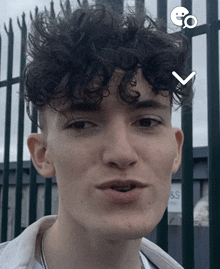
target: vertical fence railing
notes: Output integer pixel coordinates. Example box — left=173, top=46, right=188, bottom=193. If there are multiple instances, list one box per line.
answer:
left=96, top=0, right=124, bottom=14
left=43, top=1, right=55, bottom=217
left=28, top=7, right=39, bottom=226
left=135, top=0, right=145, bottom=19
left=1, top=19, right=14, bottom=243
left=156, top=0, right=168, bottom=253
left=28, top=108, right=38, bottom=225
left=0, top=34, right=1, bottom=79
left=0, top=1, right=220, bottom=268
left=181, top=1, right=195, bottom=268
left=206, top=1, right=220, bottom=269
left=14, top=13, right=27, bottom=238
left=44, top=178, right=52, bottom=216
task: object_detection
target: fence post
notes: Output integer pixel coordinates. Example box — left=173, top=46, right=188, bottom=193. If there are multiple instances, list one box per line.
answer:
left=156, top=0, right=168, bottom=253
left=28, top=108, right=38, bottom=225
left=1, top=19, right=14, bottom=242
left=0, top=34, right=1, bottom=78
left=206, top=1, right=220, bottom=268
left=135, top=0, right=145, bottom=19
left=180, top=1, right=195, bottom=268
left=14, top=13, right=27, bottom=238
left=44, top=178, right=52, bottom=216
left=96, top=0, right=124, bottom=14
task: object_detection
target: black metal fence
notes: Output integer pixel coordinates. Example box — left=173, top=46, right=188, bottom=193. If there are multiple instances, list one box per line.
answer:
left=0, top=0, right=219, bottom=268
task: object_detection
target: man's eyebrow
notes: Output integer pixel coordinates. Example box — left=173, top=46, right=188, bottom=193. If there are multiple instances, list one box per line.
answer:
left=62, top=103, right=101, bottom=113
left=129, top=100, right=169, bottom=110
left=60, top=100, right=169, bottom=115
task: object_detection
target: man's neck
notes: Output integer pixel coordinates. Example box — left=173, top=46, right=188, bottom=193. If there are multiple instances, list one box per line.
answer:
left=37, top=217, right=143, bottom=269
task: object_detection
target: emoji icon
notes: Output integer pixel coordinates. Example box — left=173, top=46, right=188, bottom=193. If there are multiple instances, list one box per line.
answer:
left=171, top=7, right=189, bottom=27
left=171, top=7, right=198, bottom=29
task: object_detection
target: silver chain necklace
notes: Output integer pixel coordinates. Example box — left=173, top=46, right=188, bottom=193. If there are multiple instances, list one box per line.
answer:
left=40, top=233, right=48, bottom=269
left=40, top=234, right=145, bottom=269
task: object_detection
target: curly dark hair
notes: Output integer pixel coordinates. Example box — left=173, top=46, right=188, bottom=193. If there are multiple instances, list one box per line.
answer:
left=24, top=0, right=193, bottom=124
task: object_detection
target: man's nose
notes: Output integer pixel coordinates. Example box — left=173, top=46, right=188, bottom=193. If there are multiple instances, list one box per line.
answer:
left=102, top=124, right=138, bottom=170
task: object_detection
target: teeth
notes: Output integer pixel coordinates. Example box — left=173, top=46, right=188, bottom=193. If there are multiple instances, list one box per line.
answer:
left=117, top=186, right=132, bottom=192
left=111, top=185, right=134, bottom=192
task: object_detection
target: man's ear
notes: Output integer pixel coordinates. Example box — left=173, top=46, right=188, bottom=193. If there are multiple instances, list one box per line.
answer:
left=27, top=133, right=55, bottom=178
left=172, top=128, right=184, bottom=174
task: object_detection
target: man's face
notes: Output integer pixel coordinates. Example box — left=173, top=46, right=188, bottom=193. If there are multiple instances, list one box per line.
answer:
left=30, top=70, right=183, bottom=240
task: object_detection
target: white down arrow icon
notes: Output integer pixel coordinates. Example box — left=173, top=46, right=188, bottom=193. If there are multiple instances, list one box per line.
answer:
left=172, top=71, right=196, bottom=85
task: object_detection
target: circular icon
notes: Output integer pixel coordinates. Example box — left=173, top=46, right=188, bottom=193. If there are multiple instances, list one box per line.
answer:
left=171, top=7, right=189, bottom=27
left=183, top=15, right=198, bottom=29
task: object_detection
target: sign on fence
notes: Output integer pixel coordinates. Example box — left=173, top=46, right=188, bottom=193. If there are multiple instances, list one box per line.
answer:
left=168, top=183, right=182, bottom=213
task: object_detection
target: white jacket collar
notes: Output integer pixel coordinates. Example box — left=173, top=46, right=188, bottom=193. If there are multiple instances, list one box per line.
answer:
left=0, top=215, right=183, bottom=269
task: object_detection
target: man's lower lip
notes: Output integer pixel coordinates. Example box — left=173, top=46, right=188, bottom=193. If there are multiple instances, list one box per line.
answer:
left=100, top=188, right=143, bottom=203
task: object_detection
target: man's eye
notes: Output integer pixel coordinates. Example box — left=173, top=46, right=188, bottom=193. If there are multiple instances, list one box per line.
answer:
left=67, top=121, right=95, bottom=130
left=138, top=118, right=161, bottom=128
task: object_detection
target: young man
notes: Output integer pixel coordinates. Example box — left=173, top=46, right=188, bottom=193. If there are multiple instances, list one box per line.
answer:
left=0, top=1, right=192, bottom=268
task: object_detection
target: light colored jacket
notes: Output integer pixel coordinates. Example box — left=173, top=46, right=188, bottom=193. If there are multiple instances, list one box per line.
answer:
left=0, top=215, right=183, bottom=269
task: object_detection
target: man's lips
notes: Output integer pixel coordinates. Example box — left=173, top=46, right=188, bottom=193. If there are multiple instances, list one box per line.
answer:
left=96, top=179, right=148, bottom=190
left=96, top=179, right=147, bottom=203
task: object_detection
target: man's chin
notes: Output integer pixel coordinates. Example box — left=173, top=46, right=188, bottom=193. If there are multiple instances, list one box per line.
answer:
left=102, top=225, right=155, bottom=242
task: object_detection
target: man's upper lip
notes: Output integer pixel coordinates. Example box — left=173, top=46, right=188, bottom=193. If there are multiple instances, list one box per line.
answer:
left=96, top=179, right=147, bottom=190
